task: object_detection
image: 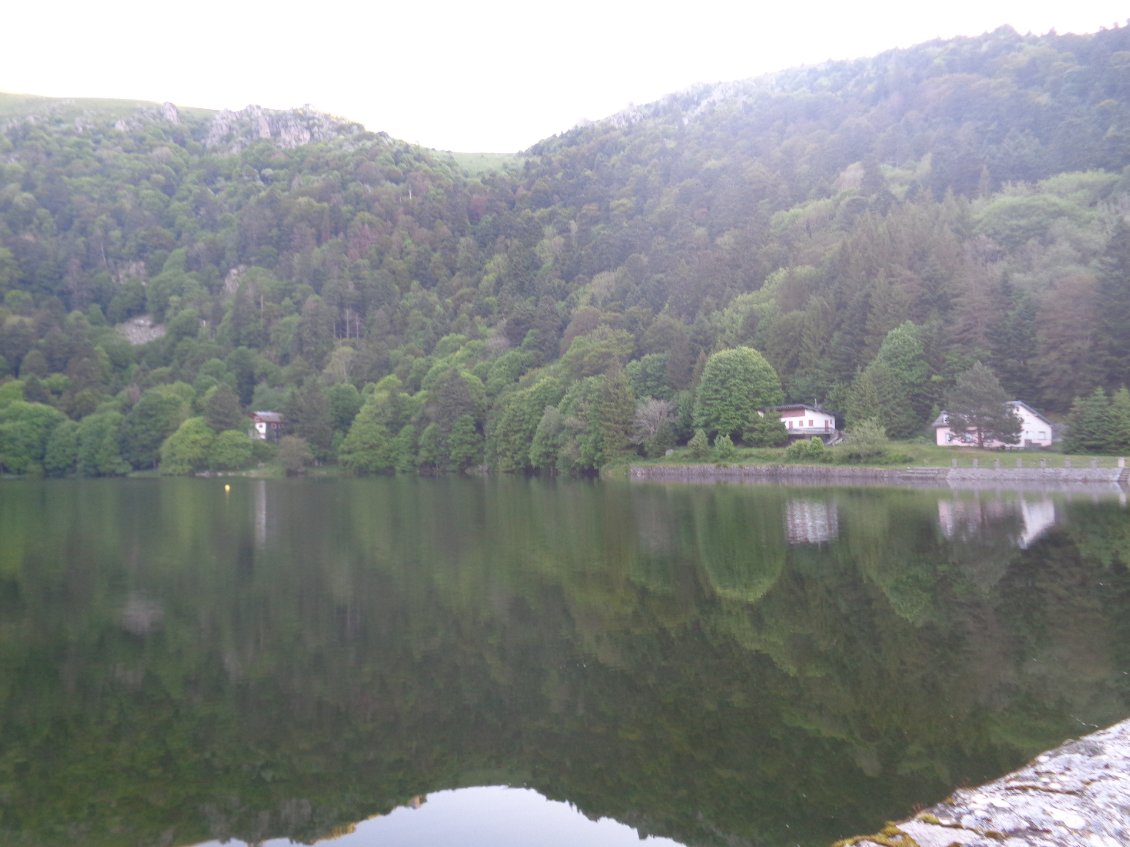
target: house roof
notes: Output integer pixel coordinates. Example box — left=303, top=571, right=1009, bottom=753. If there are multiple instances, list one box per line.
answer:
left=764, top=403, right=836, bottom=414
left=251, top=411, right=284, bottom=423
left=1008, top=400, right=1052, bottom=426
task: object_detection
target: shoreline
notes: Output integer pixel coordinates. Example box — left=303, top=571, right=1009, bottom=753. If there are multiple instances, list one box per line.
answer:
left=629, top=462, right=1130, bottom=491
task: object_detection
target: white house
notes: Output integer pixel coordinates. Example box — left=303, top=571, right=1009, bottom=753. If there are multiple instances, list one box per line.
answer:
left=765, top=404, right=838, bottom=442
left=933, top=401, right=1053, bottom=449
left=251, top=411, right=284, bottom=442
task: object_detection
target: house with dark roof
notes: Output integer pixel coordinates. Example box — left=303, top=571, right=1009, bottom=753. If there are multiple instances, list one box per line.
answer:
left=250, top=411, right=284, bottom=442
left=933, top=401, right=1053, bottom=449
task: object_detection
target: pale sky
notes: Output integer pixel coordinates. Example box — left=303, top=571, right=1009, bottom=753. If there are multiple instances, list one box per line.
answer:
left=3, top=1, right=1127, bottom=152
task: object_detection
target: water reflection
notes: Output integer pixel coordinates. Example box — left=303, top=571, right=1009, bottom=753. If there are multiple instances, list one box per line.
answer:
left=0, top=478, right=1128, bottom=847
left=785, top=498, right=839, bottom=544
left=937, top=495, right=1056, bottom=549
left=192, top=786, right=684, bottom=847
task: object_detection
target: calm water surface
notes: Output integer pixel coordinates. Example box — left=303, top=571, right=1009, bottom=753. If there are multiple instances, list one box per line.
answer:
left=1, top=477, right=1129, bottom=847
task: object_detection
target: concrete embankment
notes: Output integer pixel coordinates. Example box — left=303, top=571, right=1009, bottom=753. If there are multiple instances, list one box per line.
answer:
left=629, top=463, right=1129, bottom=489
left=836, top=718, right=1130, bottom=847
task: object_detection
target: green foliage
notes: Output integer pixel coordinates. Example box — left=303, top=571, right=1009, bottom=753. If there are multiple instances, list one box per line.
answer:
left=160, top=417, right=215, bottom=475
left=416, top=423, right=444, bottom=472
left=1093, top=219, right=1130, bottom=393
left=0, top=379, right=25, bottom=408
left=286, top=381, right=335, bottom=461
left=208, top=430, right=254, bottom=471
left=530, top=406, right=566, bottom=471
left=339, top=377, right=420, bottom=473
left=325, top=383, right=362, bottom=434
left=0, top=400, right=66, bottom=474
left=687, top=428, right=710, bottom=461
left=785, top=436, right=827, bottom=463
left=596, top=366, right=635, bottom=461
left=837, top=418, right=891, bottom=463
left=117, top=383, right=196, bottom=472
left=554, top=376, right=608, bottom=474
left=277, top=435, right=314, bottom=475
left=76, top=411, right=129, bottom=477
left=1062, top=387, right=1130, bottom=454
left=339, top=401, right=396, bottom=475
left=972, top=193, right=1090, bottom=248
left=490, top=377, right=565, bottom=473
left=626, top=353, right=673, bottom=401
left=850, top=322, right=934, bottom=438
left=560, top=326, right=635, bottom=379
left=713, top=433, right=736, bottom=461
left=693, top=347, right=783, bottom=441
left=744, top=413, right=789, bottom=448
left=1113, top=387, right=1130, bottom=454
left=391, top=424, right=419, bottom=473
left=447, top=414, right=483, bottom=471
left=43, top=419, right=79, bottom=476
left=203, top=384, right=245, bottom=434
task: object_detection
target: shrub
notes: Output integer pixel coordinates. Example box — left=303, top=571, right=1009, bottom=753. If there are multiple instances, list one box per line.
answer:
left=837, top=418, right=890, bottom=463
left=278, top=435, right=314, bottom=476
left=785, top=436, right=827, bottom=462
left=713, top=432, right=736, bottom=461
left=688, top=428, right=710, bottom=461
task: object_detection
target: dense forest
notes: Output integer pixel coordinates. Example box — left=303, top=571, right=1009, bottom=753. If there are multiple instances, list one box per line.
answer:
left=2, top=24, right=1130, bottom=476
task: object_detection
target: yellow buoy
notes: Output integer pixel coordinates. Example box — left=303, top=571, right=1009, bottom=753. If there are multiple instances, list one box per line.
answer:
left=224, top=483, right=231, bottom=493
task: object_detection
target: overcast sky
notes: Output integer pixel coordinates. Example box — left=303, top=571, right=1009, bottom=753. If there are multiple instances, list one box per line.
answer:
left=3, top=1, right=1127, bottom=152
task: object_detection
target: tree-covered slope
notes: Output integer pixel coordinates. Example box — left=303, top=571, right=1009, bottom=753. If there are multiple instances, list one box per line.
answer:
left=2, top=24, right=1130, bottom=476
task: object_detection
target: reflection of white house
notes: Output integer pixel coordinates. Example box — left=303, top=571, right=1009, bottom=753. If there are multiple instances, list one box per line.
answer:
left=937, top=496, right=1056, bottom=549
left=1017, top=499, right=1056, bottom=549
left=765, top=404, right=838, bottom=442
left=784, top=499, right=840, bottom=544
left=251, top=411, right=284, bottom=441
left=933, top=401, right=1053, bottom=449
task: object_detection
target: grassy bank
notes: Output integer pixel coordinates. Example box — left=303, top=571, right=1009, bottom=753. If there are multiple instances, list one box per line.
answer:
left=627, top=441, right=1128, bottom=470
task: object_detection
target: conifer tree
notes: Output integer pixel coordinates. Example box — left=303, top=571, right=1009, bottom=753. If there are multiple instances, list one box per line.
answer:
left=1063, top=388, right=1115, bottom=454
left=944, top=362, right=1021, bottom=448
left=1094, top=219, right=1130, bottom=392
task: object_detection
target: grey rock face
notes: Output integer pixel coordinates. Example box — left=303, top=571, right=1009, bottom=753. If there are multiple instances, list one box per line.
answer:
left=845, top=718, right=1130, bottom=847
left=203, top=104, right=363, bottom=152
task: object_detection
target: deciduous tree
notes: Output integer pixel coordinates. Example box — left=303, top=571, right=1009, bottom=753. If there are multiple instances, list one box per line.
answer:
left=693, top=347, right=783, bottom=441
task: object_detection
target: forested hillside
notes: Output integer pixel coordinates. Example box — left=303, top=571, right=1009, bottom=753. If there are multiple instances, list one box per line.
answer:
left=2, top=24, right=1130, bottom=476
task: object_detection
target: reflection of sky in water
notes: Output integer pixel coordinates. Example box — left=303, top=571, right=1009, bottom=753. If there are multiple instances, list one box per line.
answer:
left=191, top=786, right=685, bottom=847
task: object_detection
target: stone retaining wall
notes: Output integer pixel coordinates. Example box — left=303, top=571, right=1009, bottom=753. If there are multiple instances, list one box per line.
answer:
left=629, top=463, right=1128, bottom=489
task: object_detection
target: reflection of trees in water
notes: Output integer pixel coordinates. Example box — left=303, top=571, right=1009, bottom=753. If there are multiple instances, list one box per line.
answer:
left=693, top=487, right=786, bottom=603
left=1, top=479, right=1129, bottom=847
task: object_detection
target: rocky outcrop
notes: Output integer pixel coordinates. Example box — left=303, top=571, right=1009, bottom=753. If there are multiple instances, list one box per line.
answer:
left=203, top=104, right=364, bottom=152
left=837, top=718, right=1130, bottom=847
left=115, top=314, right=166, bottom=345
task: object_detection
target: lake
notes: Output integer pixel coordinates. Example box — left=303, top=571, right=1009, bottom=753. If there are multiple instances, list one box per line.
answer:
left=1, top=477, right=1129, bottom=847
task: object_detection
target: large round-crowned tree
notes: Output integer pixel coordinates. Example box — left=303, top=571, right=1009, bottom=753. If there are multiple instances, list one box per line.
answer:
left=693, top=347, right=784, bottom=441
